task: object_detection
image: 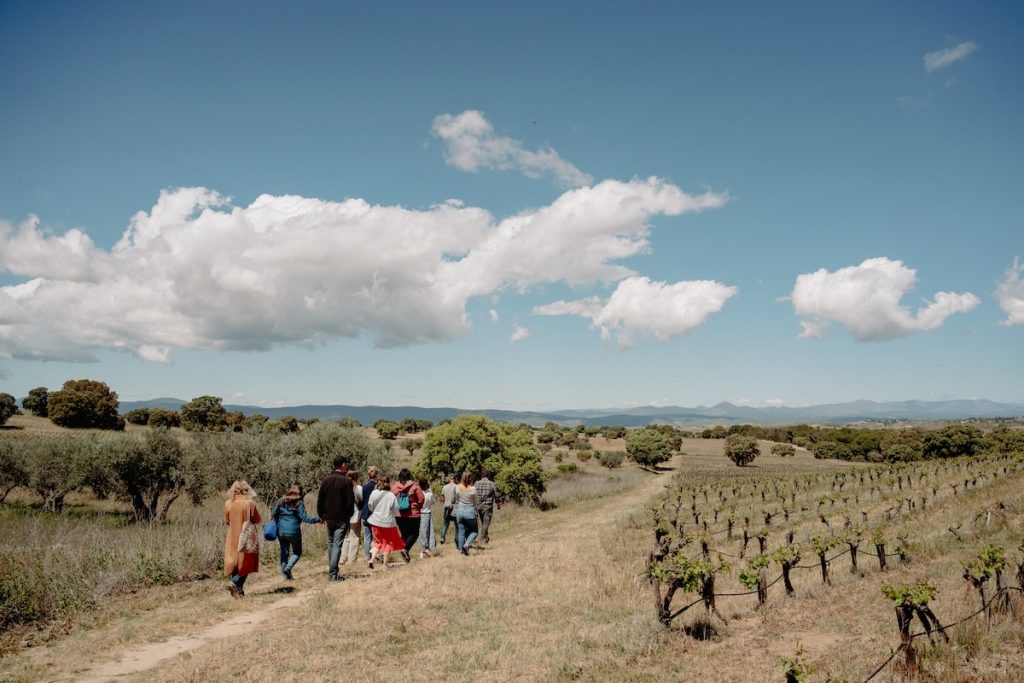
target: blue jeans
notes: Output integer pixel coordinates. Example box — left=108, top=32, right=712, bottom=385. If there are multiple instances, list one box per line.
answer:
left=230, top=572, right=247, bottom=590
left=326, top=523, right=345, bottom=577
left=418, top=512, right=435, bottom=551
left=456, top=509, right=478, bottom=550
left=363, top=522, right=374, bottom=559
left=278, top=533, right=302, bottom=571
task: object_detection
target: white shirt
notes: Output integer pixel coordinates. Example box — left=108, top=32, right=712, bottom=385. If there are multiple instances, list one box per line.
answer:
left=367, top=489, right=398, bottom=528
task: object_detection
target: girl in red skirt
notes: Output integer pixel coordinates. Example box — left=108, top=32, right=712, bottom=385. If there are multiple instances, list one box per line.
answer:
left=366, top=474, right=408, bottom=568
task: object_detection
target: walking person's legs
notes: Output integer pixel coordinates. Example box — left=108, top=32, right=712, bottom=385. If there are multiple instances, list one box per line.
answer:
left=362, top=522, right=374, bottom=559
left=440, top=506, right=453, bottom=543
left=326, top=523, right=344, bottom=580
left=343, top=521, right=361, bottom=564
left=283, top=533, right=302, bottom=576
left=478, top=505, right=493, bottom=544
left=418, top=512, right=433, bottom=558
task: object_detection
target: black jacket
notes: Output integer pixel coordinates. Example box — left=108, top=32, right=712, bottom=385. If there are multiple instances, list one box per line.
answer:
left=317, top=471, right=354, bottom=525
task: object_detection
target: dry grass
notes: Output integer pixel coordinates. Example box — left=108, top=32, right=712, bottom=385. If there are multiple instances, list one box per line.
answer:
left=2, top=440, right=1020, bottom=682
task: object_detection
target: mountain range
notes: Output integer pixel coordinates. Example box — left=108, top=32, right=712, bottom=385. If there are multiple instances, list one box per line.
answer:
left=119, top=398, right=1024, bottom=427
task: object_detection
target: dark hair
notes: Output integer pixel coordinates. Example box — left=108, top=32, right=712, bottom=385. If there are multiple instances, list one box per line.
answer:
left=418, top=479, right=430, bottom=491
left=347, top=470, right=360, bottom=483
left=481, top=469, right=491, bottom=479
left=398, top=468, right=412, bottom=483
left=333, top=456, right=345, bottom=470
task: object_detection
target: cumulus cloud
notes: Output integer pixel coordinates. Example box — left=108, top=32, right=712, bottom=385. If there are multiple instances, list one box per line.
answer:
left=924, top=41, right=977, bottom=72
left=995, top=257, right=1024, bottom=326
left=790, top=257, right=980, bottom=341
left=533, top=276, right=738, bottom=348
left=0, top=177, right=725, bottom=362
left=510, top=325, right=530, bottom=343
left=432, top=110, right=593, bottom=188
left=489, top=309, right=499, bottom=322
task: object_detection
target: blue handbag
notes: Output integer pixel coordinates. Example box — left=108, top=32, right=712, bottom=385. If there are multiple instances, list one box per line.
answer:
left=263, top=518, right=278, bottom=541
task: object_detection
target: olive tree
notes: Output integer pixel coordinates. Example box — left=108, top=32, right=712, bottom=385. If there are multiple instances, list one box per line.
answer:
left=107, top=429, right=186, bottom=522
left=0, top=441, right=29, bottom=502
left=771, top=443, right=796, bottom=458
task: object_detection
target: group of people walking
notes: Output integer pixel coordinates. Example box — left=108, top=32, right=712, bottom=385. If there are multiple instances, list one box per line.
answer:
left=222, top=458, right=502, bottom=596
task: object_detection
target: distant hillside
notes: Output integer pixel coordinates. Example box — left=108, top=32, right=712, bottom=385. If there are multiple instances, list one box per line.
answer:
left=117, top=398, right=1024, bottom=427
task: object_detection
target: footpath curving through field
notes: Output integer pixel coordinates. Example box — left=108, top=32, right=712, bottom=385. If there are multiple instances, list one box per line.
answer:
left=17, top=457, right=679, bottom=682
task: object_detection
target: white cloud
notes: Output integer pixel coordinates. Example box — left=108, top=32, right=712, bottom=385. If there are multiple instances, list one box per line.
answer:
left=432, top=110, right=593, bottom=188
left=510, top=325, right=530, bottom=343
left=790, top=257, right=980, bottom=341
left=489, top=309, right=499, bottom=322
left=995, top=257, right=1024, bottom=326
left=764, top=399, right=786, bottom=407
left=0, top=176, right=725, bottom=362
left=924, top=41, right=977, bottom=72
left=534, top=276, right=738, bottom=348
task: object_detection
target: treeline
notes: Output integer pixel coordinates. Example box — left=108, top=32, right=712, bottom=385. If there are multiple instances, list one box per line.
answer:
left=697, top=423, right=1024, bottom=462
left=0, top=423, right=393, bottom=520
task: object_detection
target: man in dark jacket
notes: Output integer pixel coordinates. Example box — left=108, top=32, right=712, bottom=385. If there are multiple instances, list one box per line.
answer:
left=318, top=456, right=354, bottom=580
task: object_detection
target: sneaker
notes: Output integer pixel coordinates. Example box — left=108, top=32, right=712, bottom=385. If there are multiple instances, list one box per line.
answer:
left=284, top=568, right=293, bottom=580
left=419, top=551, right=426, bottom=559
left=237, top=589, right=245, bottom=597
left=402, top=550, right=411, bottom=564
left=440, top=537, right=446, bottom=544
left=367, top=560, right=374, bottom=570
left=423, top=549, right=432, bottom=558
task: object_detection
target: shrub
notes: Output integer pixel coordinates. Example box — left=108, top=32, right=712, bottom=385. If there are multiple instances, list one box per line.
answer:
left=0, top=393, right=17, bottom=427
left=21, top=386, right=49, bottom=417
left=811, top=441, right=852, bottom=461
left=576, top=450, right=593, bottom=462
left=147, top=408, right=180, bottom=428
left=0, top=441, right=29, bottom=502
left=124, top=408, right=151, bottom=425
left=180, top=396, right=227, bottom=432
left=557, top=463, right=578, bottom=474
left=47, top=380, right=124, bottom=430
left=770, top=443, right=795, bottom=458
left=598, top=450, right=625, bottom=469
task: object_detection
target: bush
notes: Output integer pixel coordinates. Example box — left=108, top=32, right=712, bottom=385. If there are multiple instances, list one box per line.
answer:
left=556, top=463, right=578, bottom=474
left=495, top=460, right=548, bottom=505
left=770, top=443, right=795, bottom=458
left=147, top=408, right=180, bottom=429
left=180, top=396, right=227, bottom=432
left=597, top=450, right=625, bottom=469
left=811, top=441, right=852, bottom=461
left=0, top=441, right=29, bottom=502
left=124, top=408, right=151, bottom=425
left=576, top=450, right=593, bottom=462
left=21, top=386, right=49, bottom=417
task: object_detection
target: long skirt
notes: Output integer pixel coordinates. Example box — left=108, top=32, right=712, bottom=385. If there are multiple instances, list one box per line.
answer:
left=371, top=524, right=404, bottom=553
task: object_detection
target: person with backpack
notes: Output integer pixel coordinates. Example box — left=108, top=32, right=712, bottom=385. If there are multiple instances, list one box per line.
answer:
left=391, top=468, right=425, bottom=553
left=367, top=474, right=407, bottom=568
left=417, top=479, right=436, bottom=558
left=270, top=483, right=320, bottom=580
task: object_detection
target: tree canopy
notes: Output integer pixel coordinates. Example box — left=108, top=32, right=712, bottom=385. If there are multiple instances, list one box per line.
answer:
left=625, top=428, right=674, bottom=469
left=22, top=386, right=49, bottom=417
left=47, top=380, right=124, bottom=430
left=724, top=435, right=760, bottom=466
left=180, top=396, right=228, bottom=432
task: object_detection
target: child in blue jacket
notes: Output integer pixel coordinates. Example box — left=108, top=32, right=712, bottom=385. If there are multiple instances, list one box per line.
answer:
left=270, top=483, right=321, bottom=579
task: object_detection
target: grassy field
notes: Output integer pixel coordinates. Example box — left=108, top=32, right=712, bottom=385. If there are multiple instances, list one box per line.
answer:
left=1, top=433, right=1021, bottom=682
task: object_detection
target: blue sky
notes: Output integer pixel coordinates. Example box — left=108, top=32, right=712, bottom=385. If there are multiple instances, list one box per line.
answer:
left=1, top=1, right=1021, bottom=410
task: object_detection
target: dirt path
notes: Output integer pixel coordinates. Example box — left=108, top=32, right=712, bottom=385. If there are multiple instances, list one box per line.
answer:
left=69, top=463, right=674, bottom=682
